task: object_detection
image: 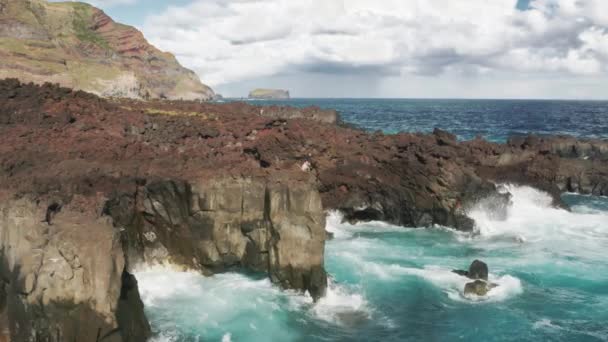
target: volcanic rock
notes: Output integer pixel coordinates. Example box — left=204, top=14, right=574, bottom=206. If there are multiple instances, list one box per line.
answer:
left=453, top=260, right=489, bottom=281
left=452, top=260, right=488, bottom=281
left=1, top=80, right=607, bottom=339
left=456, top=260, right=497, bottom=297
left=469, top=260, right=489, bottom=280
left=464, top=280, right=491, bottom=296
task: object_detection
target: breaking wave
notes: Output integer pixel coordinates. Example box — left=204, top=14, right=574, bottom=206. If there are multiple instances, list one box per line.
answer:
left=139, top=185, right=608, bottom=341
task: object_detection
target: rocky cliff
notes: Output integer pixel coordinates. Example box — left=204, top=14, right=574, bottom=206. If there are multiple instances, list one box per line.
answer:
left=104, top=178, right=327, bottom=300
left=249, top=88, right=290, bottom=100
left=0, top=79, right=327, bottom=341
left=0, top=0, right=214, bottom=100
left=0, top=197, right=150, bottom=341
left=0, top=79, right=606, bottom=340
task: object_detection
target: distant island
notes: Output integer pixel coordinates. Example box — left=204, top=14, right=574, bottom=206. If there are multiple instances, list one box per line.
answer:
left=249, top=88, right=290, bottom=100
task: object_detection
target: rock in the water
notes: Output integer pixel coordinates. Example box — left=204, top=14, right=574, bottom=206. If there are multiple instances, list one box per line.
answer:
left=452, top=259, right=489, bottom=281
left=468, top=260, right=489, bottom=281
left=456, top=260, right=497, bottom=297
left=464, top=280, right=490, bottom=296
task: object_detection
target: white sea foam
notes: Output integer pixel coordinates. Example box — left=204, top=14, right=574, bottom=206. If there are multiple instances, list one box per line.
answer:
left=310, top=279, right=371, bottom=327
left=326, top=210, right=413, bottom=238
left=325, top=210, right=352, bottom=239
left=533, top=318, right=558, bottom=330
left=358, top=261, right=522, bottom=303
left=148, top=332, right=176, bottom=342
left=468, top=184, right=608, bottom=245
left=138, top=186, right=607, bottom=339
left=135, top=263, right=373, bottom=336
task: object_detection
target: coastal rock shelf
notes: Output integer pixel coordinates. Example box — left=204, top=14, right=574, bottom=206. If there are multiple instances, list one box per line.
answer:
left=0, top=80, right=607, bottom=340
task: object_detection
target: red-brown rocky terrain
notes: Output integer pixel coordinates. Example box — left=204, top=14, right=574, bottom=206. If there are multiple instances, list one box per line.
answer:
left=0, top=79, right=606, bottom=341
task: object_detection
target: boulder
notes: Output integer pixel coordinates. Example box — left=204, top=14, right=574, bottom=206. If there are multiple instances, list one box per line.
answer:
left=469, top=260, right=489, bottom=281
left=464, top=280, right=490, bottom=296
left=452, top=259, right=489, bottom=281
left=455, top=260, right=497, bottom=297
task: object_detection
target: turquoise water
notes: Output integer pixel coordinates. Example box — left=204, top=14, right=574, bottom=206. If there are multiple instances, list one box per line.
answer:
left=137, top=185, right=608, bottom=341
left=138, top=99, right=608, bottom=341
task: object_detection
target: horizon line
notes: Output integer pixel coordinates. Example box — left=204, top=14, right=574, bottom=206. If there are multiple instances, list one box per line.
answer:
left=224, top=97, right=608, bottom=102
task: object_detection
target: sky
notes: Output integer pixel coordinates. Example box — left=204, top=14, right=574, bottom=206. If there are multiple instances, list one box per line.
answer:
left=55, top=0, right=608, bottom=99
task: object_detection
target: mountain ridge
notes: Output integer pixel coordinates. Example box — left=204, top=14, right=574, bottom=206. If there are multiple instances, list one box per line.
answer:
left=0, top=0, right=214, bottom=100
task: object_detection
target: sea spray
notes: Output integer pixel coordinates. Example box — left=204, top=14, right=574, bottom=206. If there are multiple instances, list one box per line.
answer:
left=136, top=264, right=373, bottom=341
left=138, top=186, right=608, bottom=341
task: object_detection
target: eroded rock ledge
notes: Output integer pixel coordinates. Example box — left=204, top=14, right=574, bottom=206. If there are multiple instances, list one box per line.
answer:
left=104, top=178, right=327, bottom=300
left=0, top=80, right=607, bottom=340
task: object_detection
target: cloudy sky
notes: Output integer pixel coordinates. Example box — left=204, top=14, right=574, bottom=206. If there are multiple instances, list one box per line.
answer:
left=62, top=0, right=608, bottom=99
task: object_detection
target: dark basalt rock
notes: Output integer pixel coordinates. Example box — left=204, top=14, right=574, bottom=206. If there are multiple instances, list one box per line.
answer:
left=456, top=260, right=497, bottom=297
left=468, top=260, right=489, bottom=281
left=453, top=259, right=489, bottom=281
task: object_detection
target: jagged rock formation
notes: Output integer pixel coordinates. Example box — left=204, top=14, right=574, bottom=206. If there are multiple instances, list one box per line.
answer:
left=104, top=178, right=327, bottom=300
left=476, top=135, right=608, bottom=196
left=249, top=88, right=290, bottom=100
left=0, top=80, right=607, bottom=340
left=0, top=0, right=214, bottom=100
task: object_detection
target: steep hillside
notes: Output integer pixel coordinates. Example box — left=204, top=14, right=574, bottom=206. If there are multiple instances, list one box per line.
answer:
left=0, top=0, right=214, bottom=100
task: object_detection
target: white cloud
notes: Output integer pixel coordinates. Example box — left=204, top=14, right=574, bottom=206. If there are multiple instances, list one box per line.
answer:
left=141, top=0, right=608, bottom=97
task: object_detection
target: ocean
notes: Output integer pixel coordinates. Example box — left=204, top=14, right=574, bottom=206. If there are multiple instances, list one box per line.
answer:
left=136, top=99, right=608, bottom=342
left=234, top=98, right=608, bottom=142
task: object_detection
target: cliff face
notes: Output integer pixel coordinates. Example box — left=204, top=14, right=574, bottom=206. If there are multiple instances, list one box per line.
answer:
left=0, top=196, right=150, bottom=341
left=0, top=80, right=328, bottom=340
left=105, top=178, right=327, bottom=299
left=0, top=80, right=607, bottom=340
left=249, top=88, right=290, bottom=100
left=0, top=0, right=214, bottom=100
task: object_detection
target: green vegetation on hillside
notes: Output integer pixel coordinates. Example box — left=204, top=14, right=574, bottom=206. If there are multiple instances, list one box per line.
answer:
left=69, top=2, right=109, bottom=49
